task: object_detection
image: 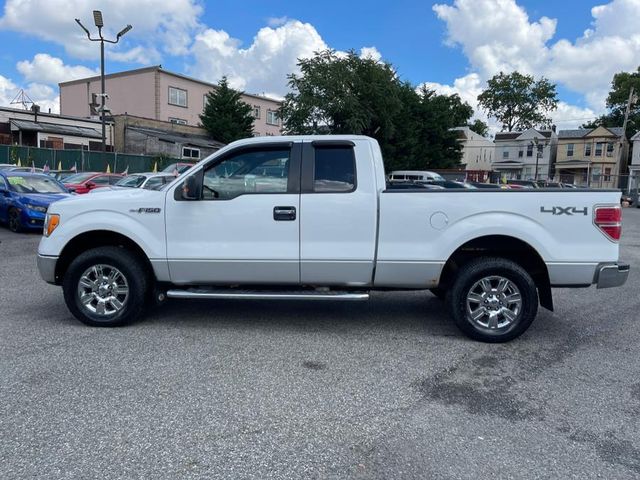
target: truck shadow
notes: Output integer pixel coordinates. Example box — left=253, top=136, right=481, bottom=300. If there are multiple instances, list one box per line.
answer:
left=142, top=291, right=461, bottom=337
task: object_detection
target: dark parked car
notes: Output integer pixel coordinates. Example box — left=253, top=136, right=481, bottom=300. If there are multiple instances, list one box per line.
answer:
left=386, top=181, right=445, bottom=190
left=470, top=182, right=505, bottom=189
left=0, top=172, right=70, bottom=232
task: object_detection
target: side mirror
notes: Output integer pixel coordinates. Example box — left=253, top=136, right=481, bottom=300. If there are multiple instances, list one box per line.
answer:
left=181, top=174, right=200, bottom=201
left=86, top=181, right=96, bottom=189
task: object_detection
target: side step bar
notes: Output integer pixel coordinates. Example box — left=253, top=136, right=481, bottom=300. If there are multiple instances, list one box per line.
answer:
left=166, top=288, right=370, bottom=301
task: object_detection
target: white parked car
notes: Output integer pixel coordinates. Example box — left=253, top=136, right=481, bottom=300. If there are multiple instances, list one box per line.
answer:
left=90, top=172, right=176, bottom=192
left=388, top=170, right=445, bottom=183
left=37, top=135, right=628, bottom=342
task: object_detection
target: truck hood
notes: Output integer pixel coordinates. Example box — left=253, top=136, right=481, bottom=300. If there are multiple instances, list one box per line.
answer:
left=49, top=187, right=165, bottom=214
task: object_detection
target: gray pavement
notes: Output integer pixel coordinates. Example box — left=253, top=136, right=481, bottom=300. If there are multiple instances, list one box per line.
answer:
left=1, top=210, right=640, bottom=479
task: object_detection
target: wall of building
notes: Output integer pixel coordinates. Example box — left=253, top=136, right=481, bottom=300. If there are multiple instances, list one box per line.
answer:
left=60, top=70, right=158, bottom=120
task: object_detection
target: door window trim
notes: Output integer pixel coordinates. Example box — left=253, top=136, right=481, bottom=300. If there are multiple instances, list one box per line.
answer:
left=174, top=142, right=301, bottom=201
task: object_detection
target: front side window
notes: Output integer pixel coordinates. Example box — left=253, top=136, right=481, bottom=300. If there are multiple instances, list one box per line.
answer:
left=116, top=175, right=146, bottom=188
left=202, top=148, right=290, bottom=200
left=91, top=176, right=110, bottom=185
left=169, top=87, right=188, bottom=107
left=313, top=146, right=356, bottom=193
left=144, top=177, right=166, bottom=190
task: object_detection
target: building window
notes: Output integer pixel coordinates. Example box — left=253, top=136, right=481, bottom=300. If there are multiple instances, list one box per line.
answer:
left=169, top=87, right=188, bottom=107
left=266, top=110, right=279, bottom=126
left=526, top=144, right=533, bottom=157
left=518, top=150, right=523, bottom=158
left=604, top=167, right=612, bottom=181
left=253, top=106, right=261, bottom=119
left=182, top=147, right=200, bottom=159
left=203, top=94, right=208, bottom=109
left=169, top=117, right=187, bottom=125
left=502, top=151, right=509, bottom=159
left=595, top=142, right=604, bottom=156
left=567, top=143, right=574, bottom=157
left=606, top=142, right=614, bottom=157
left=585, top=144, right=591, bottom=156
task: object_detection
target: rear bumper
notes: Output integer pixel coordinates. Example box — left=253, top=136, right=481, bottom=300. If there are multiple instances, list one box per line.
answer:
left=595, top=262, right=629, bottom=289
left=37, top=254, right=58, bottom=285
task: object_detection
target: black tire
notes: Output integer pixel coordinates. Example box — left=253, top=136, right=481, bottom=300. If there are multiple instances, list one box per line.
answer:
left=446, top=257, right=538, bottom=343
left=62, top=246, right=149, bottom=327
left=8, top=208, right=22, bottom=233
left=429, top=287, right=446, bottom=300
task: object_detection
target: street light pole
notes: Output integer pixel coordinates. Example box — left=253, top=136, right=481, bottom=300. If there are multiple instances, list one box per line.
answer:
left=75, top=12, right=132, bottom=154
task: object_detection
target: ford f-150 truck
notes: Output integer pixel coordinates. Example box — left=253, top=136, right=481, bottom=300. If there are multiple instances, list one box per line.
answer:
left=37, top=135, right=629, bottom=342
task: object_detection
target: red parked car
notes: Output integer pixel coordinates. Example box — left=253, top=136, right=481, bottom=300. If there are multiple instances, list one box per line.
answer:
left=63, top=172, right=124, bottom=194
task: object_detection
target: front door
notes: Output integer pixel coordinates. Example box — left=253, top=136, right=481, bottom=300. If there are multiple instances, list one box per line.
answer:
left=165, top=142, right=301, bottom=285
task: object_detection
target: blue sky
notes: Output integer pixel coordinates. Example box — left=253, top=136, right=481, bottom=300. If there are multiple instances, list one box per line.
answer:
left=0, top=0, right=639, bottom=129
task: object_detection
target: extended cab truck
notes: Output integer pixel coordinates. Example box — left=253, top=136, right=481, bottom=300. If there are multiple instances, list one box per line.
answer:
left=37, top=136, right=629, bottom=342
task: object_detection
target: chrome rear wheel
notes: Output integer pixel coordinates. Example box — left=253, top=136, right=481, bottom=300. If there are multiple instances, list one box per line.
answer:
left=466, top=275, right=522, bottom=330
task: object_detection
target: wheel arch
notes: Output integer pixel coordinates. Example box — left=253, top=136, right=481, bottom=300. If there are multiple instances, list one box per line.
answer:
left=55, top=230, right=154, bottom=286
left=439, top=234, right=553, bottom=311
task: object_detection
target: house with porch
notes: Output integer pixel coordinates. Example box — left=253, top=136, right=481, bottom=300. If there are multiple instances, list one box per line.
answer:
left=450, top=126, right=494, bottom=182
left=492, top=128, right=557, bottom=181
left=555, top=127, right=626, bottom=188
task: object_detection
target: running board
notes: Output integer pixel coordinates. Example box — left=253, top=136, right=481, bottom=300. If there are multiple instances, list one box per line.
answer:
left=166, top=288, right=370, bottom=301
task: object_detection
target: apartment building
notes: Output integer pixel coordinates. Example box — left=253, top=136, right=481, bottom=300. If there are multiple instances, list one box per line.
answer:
left=555, top=127, right=626, bottom=188
left=493, top=128, right=558, bottom=180
left=59, top=66, right=283, bottom=136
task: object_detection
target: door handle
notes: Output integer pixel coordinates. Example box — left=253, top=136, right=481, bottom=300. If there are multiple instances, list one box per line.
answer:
left=273, top=206, right=296, bottom=221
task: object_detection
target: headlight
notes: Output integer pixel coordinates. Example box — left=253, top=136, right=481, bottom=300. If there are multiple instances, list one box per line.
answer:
left=43, top=213, right=60, bottom=237
left=26, top=204, right=47, bottom=213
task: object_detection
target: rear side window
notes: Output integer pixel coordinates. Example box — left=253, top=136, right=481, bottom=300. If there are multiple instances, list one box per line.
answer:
left=313, top=146, right=356, bottom=193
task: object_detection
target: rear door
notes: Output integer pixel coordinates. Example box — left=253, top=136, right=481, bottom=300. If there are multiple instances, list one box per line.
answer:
left=299, top=140, right=378, bottom=286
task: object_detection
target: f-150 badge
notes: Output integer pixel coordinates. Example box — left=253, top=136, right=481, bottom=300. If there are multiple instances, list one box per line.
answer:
left=129, top=207, right=162, bottom=214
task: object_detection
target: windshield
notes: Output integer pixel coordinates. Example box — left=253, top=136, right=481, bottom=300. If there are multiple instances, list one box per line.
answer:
left=63, top=172, right=95, bottom=184
left=7, top=175, right=66, bottom=194
left=115, top=175, right=146, bottom=188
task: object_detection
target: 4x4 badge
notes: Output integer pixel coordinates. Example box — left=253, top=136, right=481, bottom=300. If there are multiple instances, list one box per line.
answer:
left=540, top=206, right=588, bottom=216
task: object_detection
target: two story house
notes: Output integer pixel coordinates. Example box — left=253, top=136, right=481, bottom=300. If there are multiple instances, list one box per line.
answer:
left=492, top=128, right=557, bottom=180
left=555, top=127, right=625, bottom=188
left=451, top=126, right=494, bottom=181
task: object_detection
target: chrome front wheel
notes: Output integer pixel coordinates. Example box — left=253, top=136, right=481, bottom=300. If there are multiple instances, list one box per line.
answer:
left=77, top=264, right=130, bottom=316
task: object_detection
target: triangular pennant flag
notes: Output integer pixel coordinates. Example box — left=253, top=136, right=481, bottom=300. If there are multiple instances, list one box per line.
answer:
left=122, top=166, right=129, bottom=175
left=106, top=164, right=111, bottom=173
left=17, top=158, right=22, bottom=167
left=153, top=161, right=158, bottom=173
left=43, top=163, right=50, bottom=173
left=57, top=161, right=62, bottom=170
left=31, top=161, right=36, bottom=173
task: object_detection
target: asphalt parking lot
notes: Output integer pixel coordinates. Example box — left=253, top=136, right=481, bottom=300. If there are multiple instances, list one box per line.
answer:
left=1, top=212, right=640, bottom=480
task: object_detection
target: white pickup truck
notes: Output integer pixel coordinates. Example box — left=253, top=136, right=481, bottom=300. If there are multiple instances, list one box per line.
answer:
left=37, top=135, right=629, bottom=342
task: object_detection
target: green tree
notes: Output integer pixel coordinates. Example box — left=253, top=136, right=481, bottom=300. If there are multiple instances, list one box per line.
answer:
left=200, top=76, right=254, bottom=144
left=467, top=119, right=489, bottom=137
left=582, top=67, right=640, bottom=138
left=477, top=71, right=558, bottom=131
left=280, top=50, right=473, bottom=170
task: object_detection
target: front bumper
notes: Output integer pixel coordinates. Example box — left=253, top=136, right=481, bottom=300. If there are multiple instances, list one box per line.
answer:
left=37, top=254, right=58, bottom=285
left=595, top=262, right=630, bottom=289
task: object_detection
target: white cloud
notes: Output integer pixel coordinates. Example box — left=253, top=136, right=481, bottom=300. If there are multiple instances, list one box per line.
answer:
left=360, top=47, right=382, bottom=62
left=0, top=0, right=202, bottom=62
left=421, top=73, right=597, bottom=133
left=432, top=0, right=640, bottom=111
left=0, top=74, right=59, bottom=113
left=190, top=20, right=329, bottom=95
left=17, top=54, right=98, bottom=85
left=0, top=74, right=19, bottom=108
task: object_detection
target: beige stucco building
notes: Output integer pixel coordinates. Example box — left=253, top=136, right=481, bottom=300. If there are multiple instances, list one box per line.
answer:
left=555, top=127, right=626, bottom=188
left=59, top=66, right=283, bottom=137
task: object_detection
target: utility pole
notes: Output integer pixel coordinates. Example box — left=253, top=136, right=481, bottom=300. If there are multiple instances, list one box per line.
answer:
left=620, top=86, right=636, bottom=193
left=75, top=12, right=132, bottom=154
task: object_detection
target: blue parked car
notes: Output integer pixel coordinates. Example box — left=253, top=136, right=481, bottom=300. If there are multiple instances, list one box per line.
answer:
left=0, top=172, right=71, bottom=232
